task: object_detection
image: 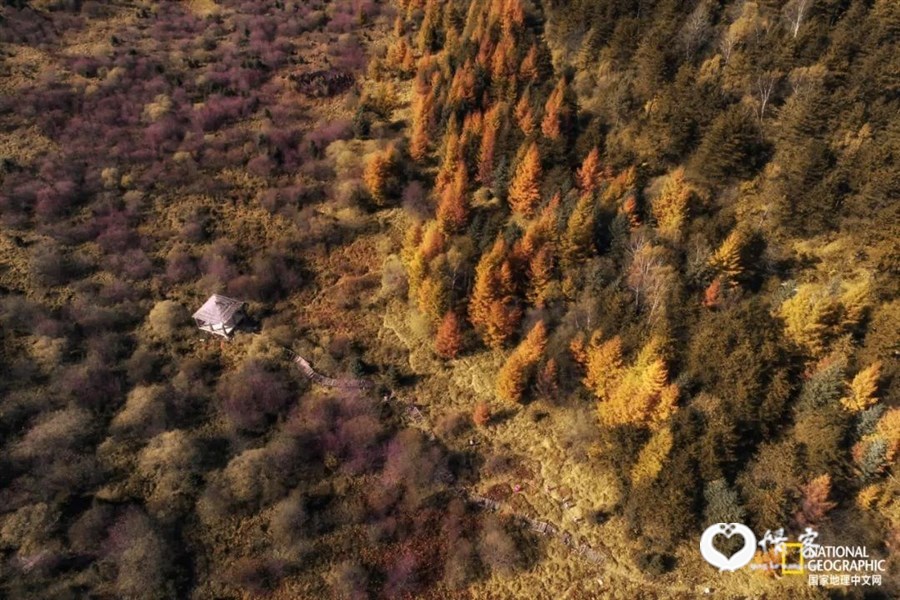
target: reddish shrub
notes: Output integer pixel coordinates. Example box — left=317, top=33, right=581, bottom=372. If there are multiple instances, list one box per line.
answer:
left=384, top=551, right=420, bottom=597
left=329, top=560, right=368, bottom=600
left=478, top=515, right=520, bottom=576
left=217, top=360, right=292, bottom=432
left=401, top=180, right=429, bottom=219
left=95, top=211, right=139, bottom=253
left=35, top=180, right=78, bottom=218
left=225, top=557, right=287, bottom=596
left=246, top=154, right=274, bottom=177
left=194, top=94, right=257, bottom=131
left=104, top=507, right=175, bottom=599
left=304, top=119, right=352, bottom=157
left=109, top=249, right=153, bottom=280
left=165, top=248, right=198, bottom=283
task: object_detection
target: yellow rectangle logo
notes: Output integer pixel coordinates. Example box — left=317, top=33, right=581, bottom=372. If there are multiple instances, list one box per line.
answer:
left=781, top=542, right=805, bottom=575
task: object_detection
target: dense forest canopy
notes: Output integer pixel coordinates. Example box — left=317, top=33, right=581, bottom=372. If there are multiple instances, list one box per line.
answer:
left=0, top=0, right=897, bottom=598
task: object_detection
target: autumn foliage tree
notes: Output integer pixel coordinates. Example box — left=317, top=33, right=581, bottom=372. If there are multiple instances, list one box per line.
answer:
left=473, top=402, right=491, bottom=427
left=561, top=192, right=597, bottom=269
left=435, top=311, right=464, bottom=359
left=631, top=426, right=674, bottom=486
left=708, top=229, right=745, bottom=285
left=527, top=245, right=555, bottom=308
left=652, top=168, right=692, bottom=243
left=364, top=144, right=400, bottom=206
left=534, top=358, right=559, bottom=401
left=436, top=164, right=470, bottom=232
left=416, top=264, right=450, bottom=324
left=469, top=238, right=522, bottom=349
left=794, top=474, right=837, bottom=527
left=779, top=277, right=872, bottom=358
left=514, top=89, right=536, bottom=136
left=840, top=362, right=881, bottom=412
left=513, top=196, right=560, bottom=307
left=496, top=321, right=547, bottom=403
left=478, top=103, right=504, bottom=185
left=435, top=119, right=461, bottom=192
left=541, top=78, right=571, bottom=141
left=576, top=147, right=603, bottom=193
left=508, top=142, right=542, bottom=216
left=409, top=71, right=439, bottom=161
left=520, top=44, right=539, bottom=82
left=570, top=331, right=624, bottom=402
left=702, top=277, right=723, bottom=309
left=572, top=333, right=678, bottom=428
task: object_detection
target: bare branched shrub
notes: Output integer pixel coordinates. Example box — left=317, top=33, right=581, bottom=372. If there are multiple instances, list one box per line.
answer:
left=29, top=242, right=83, bottom=287
left=269, top=488, right=308, bottom=548
left=28, top=335, right=67, bottom=373
left=216, top=359, right=293, bottom=432
left=225, top=557, right=288, bottom=596
left=478, top=515, right=520, bottom=576
left=380, top=254, right=408, bottom=299
left=0, top=502, right=60, bottom=556
left=104, top=507, right=175, bottom=600
left=68, top=503, right=115, bottom=556
left=435, top=411, right=470, bottom=439
left=329, top=559, right=369, bottom=600
left=216, top=436, right=300, bottom=512
left=110, top=384, right=169, bottom=439
left=147, top=300, right=189, bottom=338
left=125, top=346, right=165, bottom=385
left=164, top=247, right=198, bottom=283
left=13, top=406, right=93, bottom=462
left=384, top=550, right=420, bottom=596
left=443, top=538, right=477, bottom=589
left=382, top=429, right=442, bottom=508
left=137, top=430, right=201, bottom=521
left=400, top=180, right=429, bottom=219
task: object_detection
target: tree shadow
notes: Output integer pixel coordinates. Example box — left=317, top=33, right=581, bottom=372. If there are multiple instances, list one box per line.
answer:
left=487, top=407, right=517, bottom=427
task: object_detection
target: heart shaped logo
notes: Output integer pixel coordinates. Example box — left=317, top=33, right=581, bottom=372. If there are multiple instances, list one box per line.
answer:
left=700, top=523, right=757, bottom=571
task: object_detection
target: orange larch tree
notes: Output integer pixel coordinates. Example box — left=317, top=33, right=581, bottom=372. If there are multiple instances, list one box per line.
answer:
left=435, top=311, right=465, bottom=359
left=520, top=44, right=539, bottom=82
left=473, top=402, right=491, bottom=427
left=541, top=77, right=571, bottom=140
left=535, top=358, right=560, bottom=401
left=363, top=144, right=399, bottom=206
left=621, top=194, right=642, bottom=229
left=469, top=238, right=522, bottom=349
left=508, top=142, right=542, bottom=216
left=435, top=118, right=461, bottom=192
left=478, top=103, right=503, bottom=185
left=652, top=167, right=692, bottom=243
left=702, top=277, right=723, bottom=309
left=577, top=147, right=603, bottom=193
left=436, top=163, right=470, bottom=233
left=496, top=321, right=548, bottom=403
left=409, top=72, right=438, bottom=161
left=527, top=245, right=555, bottom=308
left=514, top=89, right=536, bottom=136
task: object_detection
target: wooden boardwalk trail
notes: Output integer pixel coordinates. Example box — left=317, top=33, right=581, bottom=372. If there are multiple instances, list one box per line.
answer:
left=284, top=349, right=372, bottom=390
left=459, top=489, right=606, bottom=566
left=280, top=351, right=607, bottom=568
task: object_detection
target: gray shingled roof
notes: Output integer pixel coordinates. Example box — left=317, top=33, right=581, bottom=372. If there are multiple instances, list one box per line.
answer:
left=192, top=294, right=244, bottom=324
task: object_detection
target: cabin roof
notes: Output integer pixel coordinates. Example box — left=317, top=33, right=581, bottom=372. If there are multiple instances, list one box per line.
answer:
left=192, top=294, right=244, bottom=324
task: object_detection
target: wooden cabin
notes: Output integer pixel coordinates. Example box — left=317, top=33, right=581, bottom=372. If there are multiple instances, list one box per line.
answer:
left=192, top=294, right=246, bottom=338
